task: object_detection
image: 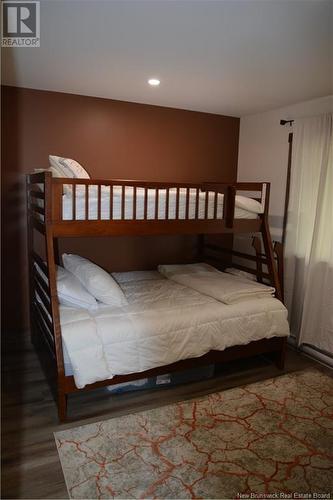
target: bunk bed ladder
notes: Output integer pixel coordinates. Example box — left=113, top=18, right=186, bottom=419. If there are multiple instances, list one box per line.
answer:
left=260, top=183, right=282, bottom=301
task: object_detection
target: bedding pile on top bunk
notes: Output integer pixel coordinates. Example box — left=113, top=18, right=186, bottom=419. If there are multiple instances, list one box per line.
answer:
left=53, top=259, right=289, bottom=389
left=36, top=154, right=264, bottom=220
left=62, top=187, right=263, bottom=221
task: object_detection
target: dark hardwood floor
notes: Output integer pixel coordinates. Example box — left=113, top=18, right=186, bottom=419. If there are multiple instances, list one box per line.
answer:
left=2, top=333, right=332, bottom=499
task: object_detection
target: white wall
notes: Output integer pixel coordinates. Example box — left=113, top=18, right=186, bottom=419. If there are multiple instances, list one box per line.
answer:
left=237, top=95, right=333, bottom=241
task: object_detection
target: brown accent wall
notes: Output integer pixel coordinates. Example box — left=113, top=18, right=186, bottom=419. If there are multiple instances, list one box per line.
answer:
left=1, top=86, right=239, bottom=331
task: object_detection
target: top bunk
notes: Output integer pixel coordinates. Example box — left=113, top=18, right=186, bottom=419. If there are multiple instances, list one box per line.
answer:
left=26, top=171, right=270, bottom=237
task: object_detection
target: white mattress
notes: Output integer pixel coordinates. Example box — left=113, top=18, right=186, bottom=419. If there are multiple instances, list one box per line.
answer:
left=61, top=271, right=289, bottom=387
left=62, top=187, right=262, bottom=220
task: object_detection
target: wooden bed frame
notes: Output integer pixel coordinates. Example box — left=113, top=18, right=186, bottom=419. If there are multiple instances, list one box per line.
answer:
left=26, top=172, right=286, bottom=421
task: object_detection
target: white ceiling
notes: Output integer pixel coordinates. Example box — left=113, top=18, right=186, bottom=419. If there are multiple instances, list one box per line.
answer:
left=2, top=0, right=332, bottom=116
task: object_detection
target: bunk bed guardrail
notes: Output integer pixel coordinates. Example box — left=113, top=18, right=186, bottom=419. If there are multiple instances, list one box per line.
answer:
left=27, top=172, right=270, bottom=236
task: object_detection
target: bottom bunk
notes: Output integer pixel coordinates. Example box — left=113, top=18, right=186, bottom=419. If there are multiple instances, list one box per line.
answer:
left=32, top=261, right=289, bottom=421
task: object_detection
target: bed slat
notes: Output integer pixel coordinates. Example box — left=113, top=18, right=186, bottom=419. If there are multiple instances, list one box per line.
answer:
left=33, top=267, right=50, bottom=296
left=32, top=303, right=55, bottom=351
left=33, top=296, right=53, bottom=333
left=32, top=252, right=49, bottom=277
left=30, top=191, right=45, bottom=200
left=30, top=203, right=45, bottom=216
left=34, top=279, right=52, bottom=314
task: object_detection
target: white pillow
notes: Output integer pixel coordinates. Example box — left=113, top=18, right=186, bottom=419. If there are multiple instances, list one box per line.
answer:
left=49, top=166, right=63, bottom=178
left=62, top=254, right=128, bottom=306
left=49, top=155, right=90, bottom=179
left=235, top=195, right=263, bottom=214
left=35, top=263, right=98, bottom=309
left=57, top=266, right=98, bottom=309
left=61, top=157, right=90, bottom=179
left=49, top=155, right=75, bottom=178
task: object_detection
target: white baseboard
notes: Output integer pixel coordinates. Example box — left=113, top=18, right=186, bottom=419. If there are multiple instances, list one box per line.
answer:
left=287, top=336, right=333, bottom=368
left=301, top=345, right=333, bottom=369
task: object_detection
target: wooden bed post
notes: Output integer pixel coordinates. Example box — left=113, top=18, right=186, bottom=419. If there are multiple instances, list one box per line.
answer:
left=26, top=176, right=37, bottom=345
left=275, top=337, right=287, bottom=369
left=44, top=173, right=68, bottom=421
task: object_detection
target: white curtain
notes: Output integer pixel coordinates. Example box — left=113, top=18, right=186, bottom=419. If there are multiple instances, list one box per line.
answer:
left=285, top=113, right=333, bottom=354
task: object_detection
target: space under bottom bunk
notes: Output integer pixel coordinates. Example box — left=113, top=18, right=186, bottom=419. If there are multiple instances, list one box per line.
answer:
left=33, top=329, right=287, bottom=422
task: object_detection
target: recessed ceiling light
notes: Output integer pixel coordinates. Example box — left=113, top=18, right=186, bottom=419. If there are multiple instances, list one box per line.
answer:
left=148, top=78, right=160, bottom=86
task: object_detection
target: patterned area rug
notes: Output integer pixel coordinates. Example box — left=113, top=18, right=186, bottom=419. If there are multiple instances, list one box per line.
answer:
left=55, top=369, right=333, bottom=499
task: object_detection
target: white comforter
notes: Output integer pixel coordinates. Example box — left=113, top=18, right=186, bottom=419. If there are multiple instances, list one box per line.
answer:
left=60, top=271, right=289, bottom=389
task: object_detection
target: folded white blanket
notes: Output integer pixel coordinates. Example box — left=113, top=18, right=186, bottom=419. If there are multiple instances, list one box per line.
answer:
left=158, top=263, right=275, bottom=304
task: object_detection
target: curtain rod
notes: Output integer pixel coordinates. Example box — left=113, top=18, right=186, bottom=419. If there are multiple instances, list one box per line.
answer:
left=280, top=119, right=294, bottom=126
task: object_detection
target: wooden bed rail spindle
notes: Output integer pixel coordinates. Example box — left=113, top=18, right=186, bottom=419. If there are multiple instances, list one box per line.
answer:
left=204, top=190, right=209, bottom=219
left=176, top=187, right=180, bottom=219
left=213, top=191, right=218, bottom=219
left=121, top=185, right=125, bottom=220
left=72, top=184, right=76, bottom=220
left=144, top=187, right=148, bottom=220
left=133, top=186, right=137, bottom=219
left=262, top=183, right=269, bottom=214
left=85, top=184, right=89, bottom=220
left=51, top=181, right=63, bottom=222
left=165, top=187, right=170, bottom=219
left=98, top=184, right=102, bottom=220
left=110, top=185, right=113, bottom=220
left=185, top=188, right=190, bottom=219
left=224, top=185, right=236, bottom=228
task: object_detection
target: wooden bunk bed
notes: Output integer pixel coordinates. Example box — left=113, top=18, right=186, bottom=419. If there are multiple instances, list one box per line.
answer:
left=26, top=172, right=286, bottom=421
